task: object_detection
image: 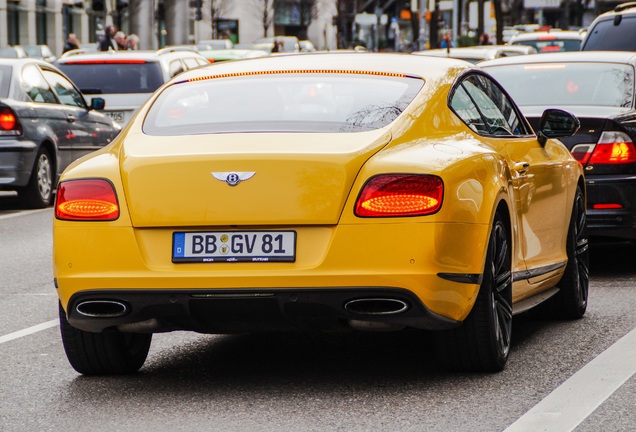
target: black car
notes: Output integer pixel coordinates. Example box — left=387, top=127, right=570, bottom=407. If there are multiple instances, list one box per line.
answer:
left=0, top=58, right=120, bottom=208
left=481, top=51, right=636, bottom=240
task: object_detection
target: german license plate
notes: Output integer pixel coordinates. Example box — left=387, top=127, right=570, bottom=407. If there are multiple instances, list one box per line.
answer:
left=172, top=231, right=296, bottom=263
left=105, top=111, right=125, bottom=123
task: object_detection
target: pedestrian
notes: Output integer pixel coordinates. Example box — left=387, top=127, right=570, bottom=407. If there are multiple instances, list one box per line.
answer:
left=114, top=31, right=128, bottom=50
left=271, top=38, right=284, bottom=53
left=127, top=34, right=140, bottom=50
left=479, top=32, right=492, bottom=45
left=440, top=31, right=455, bottom=49
left=63, top=33, right=79, bottom=53
left=98, top=25, right=117, bottom=51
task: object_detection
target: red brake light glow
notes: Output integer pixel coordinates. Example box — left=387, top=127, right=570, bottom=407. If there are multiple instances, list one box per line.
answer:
left=589, top=131, right=636, bottom=164
left=592, top=203, right=623, bottom=209
left=64, top=59, right=147, bottom=64
left=55, top=179, right=119, bottom=221
left=0, top=107, right=21, bottom=135
left=355, top=174, right=443, bottom=217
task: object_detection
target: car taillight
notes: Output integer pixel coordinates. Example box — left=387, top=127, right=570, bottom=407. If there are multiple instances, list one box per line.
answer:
left=589, top=132, right=636, bottom=164
left=355, top=174, right=443, bottom=217
left=55, top=179, right=119, bottom=221
left=0, top=106, right=22, bottom=136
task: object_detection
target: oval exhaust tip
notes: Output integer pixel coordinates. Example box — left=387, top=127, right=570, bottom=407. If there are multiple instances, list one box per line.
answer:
left=344, top=298, right=409, bottom=315
left=76, top=300, right=128, bottom=318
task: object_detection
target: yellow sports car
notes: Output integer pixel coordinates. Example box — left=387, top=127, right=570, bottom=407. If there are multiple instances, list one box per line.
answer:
left=53, top=53, right=588, bottom=375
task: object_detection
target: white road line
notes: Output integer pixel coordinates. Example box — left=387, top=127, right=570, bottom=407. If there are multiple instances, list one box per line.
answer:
left=0, top=320, right=58, bottom=345
left=0, top=208, right=51, bottom=221
left=505, top=326, right=636, bottom=432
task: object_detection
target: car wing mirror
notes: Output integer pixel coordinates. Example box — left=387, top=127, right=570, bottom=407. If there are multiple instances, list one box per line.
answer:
left=90, top=97, right=106, bottom=111
left=537, top=108, right=580, bottom=146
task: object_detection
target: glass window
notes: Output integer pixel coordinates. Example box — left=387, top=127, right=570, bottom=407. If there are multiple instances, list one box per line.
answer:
left=0, top=65, right=12, bottom=98
left=486, top=62, right=634, bottom=108
left=58, top=62, right=164, bottom=94
left=182, top=58, right=200, bottom=70
left=143, top=74, right=425, bottom=135
left=513, top=38, right=581, bottom=53
left=583, top=17, right=636, bottom=51
left=169, top=60, right=185, bottom=77
left=41, top=69, right=85, bottom=107
left=451, top=74, right=527, bottom=137
left=21, top=65, right=57, bottom=104
left=450, top=85, right=488, bottom=134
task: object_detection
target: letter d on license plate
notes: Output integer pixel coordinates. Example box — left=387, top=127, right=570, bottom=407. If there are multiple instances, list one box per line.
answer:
left=172, top=231, right=296, bottom=263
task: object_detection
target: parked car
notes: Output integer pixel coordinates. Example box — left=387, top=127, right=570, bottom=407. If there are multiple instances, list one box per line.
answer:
left=197, top=39, right=234, bottom=50
left=55, top=48, right=209, bottom=126
left=54, top=53, right=587, bottom=376
left=581, top=2, right=636, bottom=51
left=17, top=44, right=57, bottom=63
left=253, top=36, right=300, bottom=53
left=508, top=30, right=584, bottom=52
left=482, top=51, right=636, bottom=240
left=413, top=45, right=537, bottom=63
left=197, top=48, right=269, bottom=63
left=0, top=46, right=28, bottom=59
left=0, top=58, right=120, bottom=207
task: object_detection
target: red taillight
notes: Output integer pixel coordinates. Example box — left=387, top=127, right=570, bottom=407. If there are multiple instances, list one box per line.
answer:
left=64, top=59, right=147, bottom=64
left=592, top=203, right=623, bottom=209
left=589, top=131, right=636, bottom=164
left=571, top=132, right=636, bottom=165
left=355, top=174, right=443, bottom=217
left=0, top=106, right=22, bottom=136
left=55, top=179, right=119, bottom=221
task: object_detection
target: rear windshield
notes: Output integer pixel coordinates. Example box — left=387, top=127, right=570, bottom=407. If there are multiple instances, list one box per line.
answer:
left=512, top=38, right=581, bottom=52
left=583, top=16, right=636, bottom=50
left=0, top=65, right=10, bottom=98
left=486, top=62, right=634, bottom=107
left=57, top=62, right=164, bottom=94
left=143, top=73, right=424, bottom=135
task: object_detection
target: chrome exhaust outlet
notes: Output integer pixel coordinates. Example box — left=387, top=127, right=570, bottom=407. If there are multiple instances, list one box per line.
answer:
left=76, top=300, right=128, bottom=318
left=344, top=298, right=409, bottom=315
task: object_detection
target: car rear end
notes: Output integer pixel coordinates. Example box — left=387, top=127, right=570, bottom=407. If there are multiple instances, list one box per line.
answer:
left=483, top=55, right=636, bottom=240
left=56, top=54, right=165, bottom=126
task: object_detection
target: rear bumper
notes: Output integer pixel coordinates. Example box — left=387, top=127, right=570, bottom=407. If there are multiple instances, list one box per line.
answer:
left=63, top=288, right=461, bottom=333
left=586, top=174, right=636, bottom=240
left=0, top=139, right=37, bottom=188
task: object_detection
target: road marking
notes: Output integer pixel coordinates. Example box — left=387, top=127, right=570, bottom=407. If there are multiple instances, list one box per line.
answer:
left=0, top=320, right=58, bottom=345
left=505, top=326, right=636, bottom=432
left=0, top=208, right=51, bottom=221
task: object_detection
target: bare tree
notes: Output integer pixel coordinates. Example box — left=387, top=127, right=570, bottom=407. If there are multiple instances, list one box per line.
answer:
left=209, top=0, right=231, bottom=39
left=252, top=0, right=275, bottom=37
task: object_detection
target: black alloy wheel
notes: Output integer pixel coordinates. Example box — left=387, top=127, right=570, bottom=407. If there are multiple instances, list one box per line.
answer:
left=18, top=147, right=53, bottom=208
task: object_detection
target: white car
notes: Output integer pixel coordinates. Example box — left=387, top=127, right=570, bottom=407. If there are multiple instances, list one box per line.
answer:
left=56, top=48, right=209, bottom=126
left=507, top=30, right=584, bottom=53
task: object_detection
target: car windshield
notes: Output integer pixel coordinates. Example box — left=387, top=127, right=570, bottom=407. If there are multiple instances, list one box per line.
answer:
left=0, top=65, right=11, bottom=97
left=57, top=62, right=164, bottom=94
left=486, top=62, right=634, bottom=107
left=512, top=38, right=581, bottom=52
left=21, top=46, right=42, bottom=57
left=0, top=47, right=20, bottom=58
left=584, top=16, right=636, bottom=50
left=143, top=73, right=424, bottom=135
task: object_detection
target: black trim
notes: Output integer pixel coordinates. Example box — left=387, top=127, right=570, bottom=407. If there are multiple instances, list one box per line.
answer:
left=512, top=261, right=567, bottom=282
left=65, top=287, right=461, bottom=334
left=437, top=272, right=482, bottom=284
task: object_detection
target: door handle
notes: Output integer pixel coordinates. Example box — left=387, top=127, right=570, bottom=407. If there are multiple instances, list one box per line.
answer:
left=513, top=161, right=530, bottom=175
left=66, top=115, right=77, bottom=123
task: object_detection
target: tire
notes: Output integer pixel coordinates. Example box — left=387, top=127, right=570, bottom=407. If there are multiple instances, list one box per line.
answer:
left=59, top=302, right=152, bottom=375
left=544, top=186, right=589, bottom=319
left=18, top=147, right=54, bottom=208
left=434, top=212, right=513, bottom=372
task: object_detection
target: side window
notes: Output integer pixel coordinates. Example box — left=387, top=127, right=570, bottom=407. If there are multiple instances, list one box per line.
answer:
left=21, top=65, right=57, bottom=104
left=451, top=74, right=529, bottom=136
left=169, top=60, right=185, bottom=77
left=182, top=57, right=200, bottom=70
left=450, top=85, right=489, bottom=134
left=195, top=57, right=210, bottom=66
left=41, top=69, right=85, bottom=107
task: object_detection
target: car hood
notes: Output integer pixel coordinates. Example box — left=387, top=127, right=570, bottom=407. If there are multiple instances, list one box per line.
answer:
left=119, top=129, right=392, bottom=227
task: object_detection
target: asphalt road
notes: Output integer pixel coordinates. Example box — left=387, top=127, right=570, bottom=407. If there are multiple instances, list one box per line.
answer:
left=1, top=196, right=635, bottom=432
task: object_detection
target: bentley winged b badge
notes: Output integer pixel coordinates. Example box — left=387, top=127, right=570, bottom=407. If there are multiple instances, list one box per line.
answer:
left=212, top=172, right=256, bottom=186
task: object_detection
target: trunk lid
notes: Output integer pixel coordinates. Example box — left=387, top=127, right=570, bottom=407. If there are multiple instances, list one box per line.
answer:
left=120, top=130, right=391, bottom=227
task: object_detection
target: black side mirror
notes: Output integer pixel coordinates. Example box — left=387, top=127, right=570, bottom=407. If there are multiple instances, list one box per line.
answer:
left=537, top=108, right=580, bottom=145
left=90, top=97, right=106, bottom=111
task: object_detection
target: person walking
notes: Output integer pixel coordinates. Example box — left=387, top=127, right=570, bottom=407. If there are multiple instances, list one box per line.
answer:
left=63, top=33, right=79, bottom=53
left=98, top=25, right=117, bottom=51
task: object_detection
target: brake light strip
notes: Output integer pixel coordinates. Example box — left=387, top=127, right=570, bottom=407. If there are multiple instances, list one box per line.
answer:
left=177, top=69, right=423, bottom=84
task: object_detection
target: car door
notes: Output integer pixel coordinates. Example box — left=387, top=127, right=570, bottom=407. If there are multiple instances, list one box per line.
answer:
left=20, top=63, right=73, bottom=171
left=40, top=67, right=115, bottom=169
left=450, top=73, right=570, bottom=295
